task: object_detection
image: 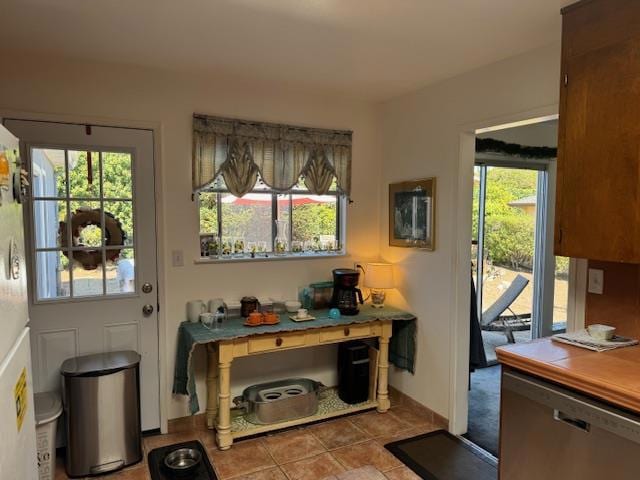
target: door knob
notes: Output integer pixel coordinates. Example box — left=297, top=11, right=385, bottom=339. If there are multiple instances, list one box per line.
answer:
left=142, top=304, right=154, bottom=316
left=142, top=283, right=153, bottom=294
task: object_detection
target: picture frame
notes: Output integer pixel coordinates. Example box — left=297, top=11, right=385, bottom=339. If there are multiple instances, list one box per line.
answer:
left=389, top=177, right=436, bottom=250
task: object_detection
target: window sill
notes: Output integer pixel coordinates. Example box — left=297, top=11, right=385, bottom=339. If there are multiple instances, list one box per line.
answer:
left=194, top=251, right=347, bottom=265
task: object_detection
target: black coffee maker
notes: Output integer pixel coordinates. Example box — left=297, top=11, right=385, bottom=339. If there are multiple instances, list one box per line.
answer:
left=331, top=268, right=364, bottom=315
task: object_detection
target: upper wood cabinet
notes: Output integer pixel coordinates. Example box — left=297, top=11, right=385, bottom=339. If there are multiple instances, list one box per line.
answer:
left=555, top=0, right=640, bottom=262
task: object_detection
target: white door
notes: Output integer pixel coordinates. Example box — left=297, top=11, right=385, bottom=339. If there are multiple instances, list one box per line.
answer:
left=4, top=119, right=160, bottom=431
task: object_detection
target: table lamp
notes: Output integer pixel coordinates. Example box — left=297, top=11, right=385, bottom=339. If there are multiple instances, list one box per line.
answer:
left=364, top=263, right=395, bottom=308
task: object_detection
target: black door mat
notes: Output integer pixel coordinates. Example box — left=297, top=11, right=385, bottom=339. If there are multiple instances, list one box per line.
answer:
left=148, top=440, right=218, bottom=480
left=385, top=430, right=497, bottom=480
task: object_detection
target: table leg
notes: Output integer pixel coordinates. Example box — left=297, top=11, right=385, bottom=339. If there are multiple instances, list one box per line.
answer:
left=205, top=343, right=218, bottom=430
left=216, top=342, right=234, bottom=450
left=377, top=322, right=392, bottom=412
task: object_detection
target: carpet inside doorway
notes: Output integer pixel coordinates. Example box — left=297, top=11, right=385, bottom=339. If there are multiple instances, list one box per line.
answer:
left=385, top=430, right=497, bottom=480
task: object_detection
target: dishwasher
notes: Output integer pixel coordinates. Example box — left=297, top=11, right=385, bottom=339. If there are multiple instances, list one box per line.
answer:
left=500, top=369, right=640, bottom=479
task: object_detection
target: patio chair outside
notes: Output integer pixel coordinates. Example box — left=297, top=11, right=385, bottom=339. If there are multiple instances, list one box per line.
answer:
left=481, top=274, right=531, bottom=343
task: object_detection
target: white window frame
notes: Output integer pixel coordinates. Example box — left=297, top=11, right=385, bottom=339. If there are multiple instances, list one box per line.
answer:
left=197, top=185, right=347, bottom=263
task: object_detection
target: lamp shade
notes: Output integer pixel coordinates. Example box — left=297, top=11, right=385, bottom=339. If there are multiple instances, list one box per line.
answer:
left=364, top=263, right=395, bottom=289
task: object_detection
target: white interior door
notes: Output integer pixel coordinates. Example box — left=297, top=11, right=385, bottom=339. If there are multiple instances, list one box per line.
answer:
left=4, top=119, right=160, bottom=431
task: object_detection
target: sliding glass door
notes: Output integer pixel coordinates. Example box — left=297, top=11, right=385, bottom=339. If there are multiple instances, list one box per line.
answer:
left=472, top=162, right=567, bottom=349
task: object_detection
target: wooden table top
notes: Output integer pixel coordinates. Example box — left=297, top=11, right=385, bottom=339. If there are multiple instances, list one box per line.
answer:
left=497, top=338, right=640, bottom=414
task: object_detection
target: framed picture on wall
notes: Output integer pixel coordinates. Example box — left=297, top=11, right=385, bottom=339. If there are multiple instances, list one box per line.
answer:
left=389, top=177, right=436, bottom=250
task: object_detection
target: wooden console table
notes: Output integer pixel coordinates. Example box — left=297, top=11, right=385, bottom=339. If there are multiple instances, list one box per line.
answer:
left=173, top=306, right=415, bottom=450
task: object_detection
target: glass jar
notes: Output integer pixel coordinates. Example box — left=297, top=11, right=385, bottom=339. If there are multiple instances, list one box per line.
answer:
left=274, top=220, right=288, bottom=255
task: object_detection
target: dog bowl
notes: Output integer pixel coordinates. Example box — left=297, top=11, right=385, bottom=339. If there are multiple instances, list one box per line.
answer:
left=163, top=447, right=202, bottom=476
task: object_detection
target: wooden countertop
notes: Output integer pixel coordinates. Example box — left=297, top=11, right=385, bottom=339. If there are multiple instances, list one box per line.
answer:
left=497, top=338, right=640, bottom=413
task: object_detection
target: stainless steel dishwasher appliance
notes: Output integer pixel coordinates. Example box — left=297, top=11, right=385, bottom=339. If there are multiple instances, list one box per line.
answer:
left=500, top=370, right=640, bottom=479
left=61, top=351, right=142, bottom=477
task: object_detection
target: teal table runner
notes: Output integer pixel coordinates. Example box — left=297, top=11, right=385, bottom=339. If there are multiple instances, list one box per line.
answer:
left=173, top=305, right=416, bottom=414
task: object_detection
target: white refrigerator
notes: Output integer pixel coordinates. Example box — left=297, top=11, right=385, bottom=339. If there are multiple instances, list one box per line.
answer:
left=0, top=124, right=38, bottom=479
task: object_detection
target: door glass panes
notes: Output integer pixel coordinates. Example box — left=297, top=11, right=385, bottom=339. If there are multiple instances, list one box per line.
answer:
left=102, top=152, right=132, bottom=198
left=481, top=167, right=537, bottom=327
left=68, top=151, right=101, bottom=198
left=104, top=201, right=133, bottom=246
left=31, top=147, right=136, bottom=300
left=33, top=200, right=66, bottom=249
left=71, top=257, right=105, bottom=297
left=105, top=250, right=135, bottom=295
left=35, top=251, right=70, bottom=300
left=31, top=148, right=66, bottom=197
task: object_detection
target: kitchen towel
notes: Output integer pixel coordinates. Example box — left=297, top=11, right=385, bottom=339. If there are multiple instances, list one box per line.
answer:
left=552, top=330, right=638, bottom=352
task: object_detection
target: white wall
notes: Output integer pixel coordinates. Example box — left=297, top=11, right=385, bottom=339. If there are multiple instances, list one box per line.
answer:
left=0, top=51, right=382, bottom=420
left=378, top=43, right=561, bottom=420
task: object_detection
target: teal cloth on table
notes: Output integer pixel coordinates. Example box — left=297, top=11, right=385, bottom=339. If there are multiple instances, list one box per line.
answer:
left=172, top=305, right=417, bottom=415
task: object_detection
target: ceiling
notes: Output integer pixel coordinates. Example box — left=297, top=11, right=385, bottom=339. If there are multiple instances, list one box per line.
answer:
left=2, top=0, right=570, bottom=102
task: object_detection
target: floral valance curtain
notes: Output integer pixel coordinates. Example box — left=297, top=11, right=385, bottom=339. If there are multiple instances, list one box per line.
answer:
left=193, top=114, right=352, bottom=197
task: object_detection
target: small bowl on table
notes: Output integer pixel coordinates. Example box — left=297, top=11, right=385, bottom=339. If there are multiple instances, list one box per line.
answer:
left=587, top=324, right=616, bottom=341
left=285, top=301, right=302, bottom=313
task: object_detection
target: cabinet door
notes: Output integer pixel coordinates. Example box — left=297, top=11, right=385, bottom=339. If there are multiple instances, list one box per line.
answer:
left=555, top=33, right=640, bottom=261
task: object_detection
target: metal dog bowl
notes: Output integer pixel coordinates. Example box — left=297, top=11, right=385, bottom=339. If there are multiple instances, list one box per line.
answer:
left=163, top=447, right=202, bottom=476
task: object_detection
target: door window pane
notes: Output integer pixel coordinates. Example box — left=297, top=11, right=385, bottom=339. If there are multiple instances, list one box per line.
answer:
left=69, top=201, right=103, bottom=247
left=35, top=251, right=70, bottom=300
left=104, top=201, right=133, bottom=246
left=71, top=253, right=104, bottom=297
left=106, top=249, right=135, bottom=294
left=102, top=152, right=132, bottom=199
left=33, top=200, right=66, bottom=249
left=68, top=151, right=101, bottom=198
left=31, top=148, right=66, bottom=197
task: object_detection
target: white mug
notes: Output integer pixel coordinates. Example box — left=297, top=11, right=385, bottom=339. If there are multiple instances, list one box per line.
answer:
left=208, top=298, right=225, bottom=314
left=200, top=312, right=215, bottom=328
left=187, top=300, right=206, bottom=322
left=297, top=308, right=308, bottom=319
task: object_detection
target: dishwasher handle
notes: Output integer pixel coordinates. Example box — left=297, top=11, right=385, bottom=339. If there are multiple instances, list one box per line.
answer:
left=554, top=409, right=591, bottom=432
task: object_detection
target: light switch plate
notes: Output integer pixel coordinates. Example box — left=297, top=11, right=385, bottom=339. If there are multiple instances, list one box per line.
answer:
left=172, top=250, right=184, bottom=267
left=587, top=268, right=604, bottom=295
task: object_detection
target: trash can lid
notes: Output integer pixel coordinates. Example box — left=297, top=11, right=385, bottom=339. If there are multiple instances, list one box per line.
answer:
left=34, top=392, right=62, bottom=426
left=60, top=350, right=141, bottom=377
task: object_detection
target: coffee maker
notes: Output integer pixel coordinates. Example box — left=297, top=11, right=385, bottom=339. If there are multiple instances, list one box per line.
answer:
left=331, top=268, right=364, bottom=315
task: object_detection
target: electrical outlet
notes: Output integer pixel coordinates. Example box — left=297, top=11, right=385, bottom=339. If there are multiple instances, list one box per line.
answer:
left=172, top=249, right=184, bottom=267
left=587, top=268, right=604, bottom=295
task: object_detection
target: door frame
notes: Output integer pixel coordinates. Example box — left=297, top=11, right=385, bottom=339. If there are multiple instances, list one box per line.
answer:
left=450, top=105, right=586, bottom=435
left=0, top=109, right=169, bottom=433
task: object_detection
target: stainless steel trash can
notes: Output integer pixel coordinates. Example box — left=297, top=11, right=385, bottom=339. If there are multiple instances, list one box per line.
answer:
left=61, top=351, right=142, bottom=477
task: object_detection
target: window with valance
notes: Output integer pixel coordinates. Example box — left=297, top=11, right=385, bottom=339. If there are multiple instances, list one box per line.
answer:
left=193, top=115, right=352, bottom=260
left=192, top=114, right=352, bottom=197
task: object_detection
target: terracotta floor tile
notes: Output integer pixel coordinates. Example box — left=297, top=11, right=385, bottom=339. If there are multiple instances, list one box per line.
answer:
left=308, top=418, right=370, bottom=450
left=198, top=428, right=218, bottom=450
left=230, top=466, right=288, bottom=479
left=349, top=411, right=410, bottom=438
left=142, top=431, right=202, bottom=452
left=331, top=441, right=402, bottom=473
left=337, top=465, right=387, bottom=479
left=280, top=453, right=345, bottom=480
left=100, top=468, right=151, bottom=480
left=374, top=426, right=439, bottom=447
left=263, top=428, right=326, bottom=464
left=383, top=467, right=421, bottom=480
left=208, top=439, right=275, bottom=478
left=388, top=406, right=434, bottom=428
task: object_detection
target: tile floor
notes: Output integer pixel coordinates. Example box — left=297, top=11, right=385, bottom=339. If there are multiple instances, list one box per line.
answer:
left=54, top=392, right=442, bottom=480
